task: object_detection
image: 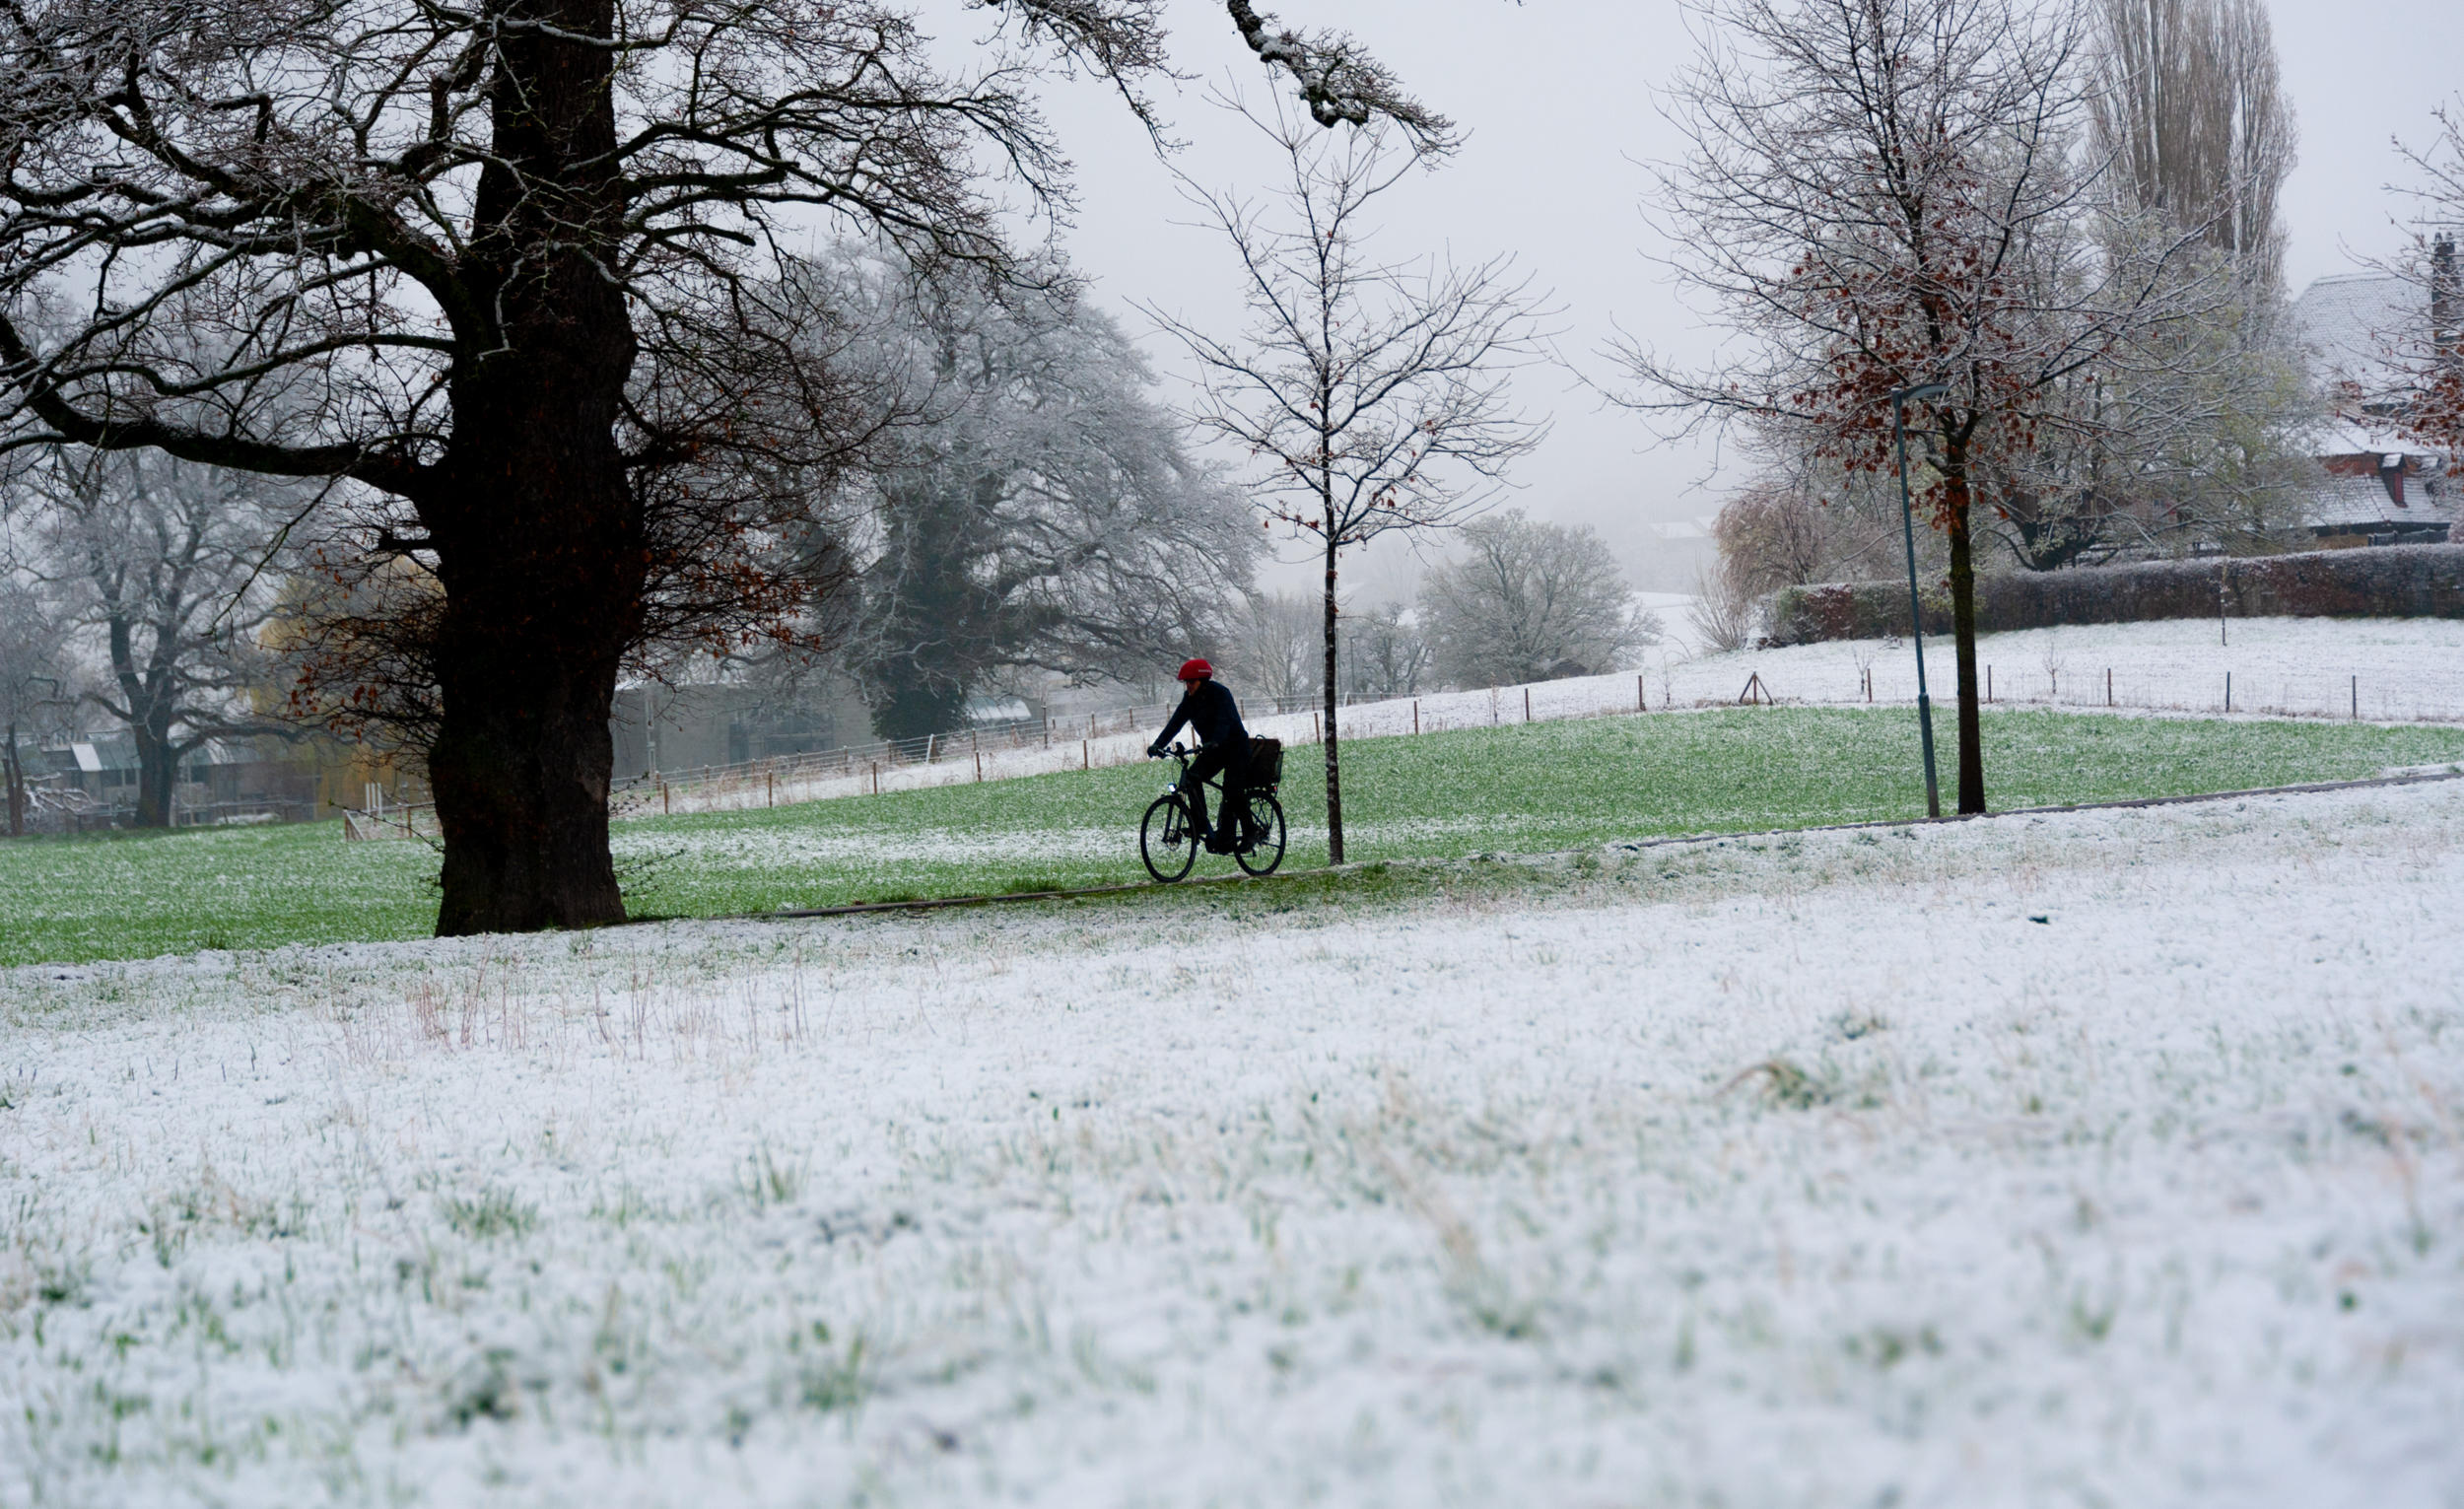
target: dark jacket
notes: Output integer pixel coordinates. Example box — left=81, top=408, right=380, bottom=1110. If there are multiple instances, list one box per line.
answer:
left=1153, top=679, right=1249, bottom=752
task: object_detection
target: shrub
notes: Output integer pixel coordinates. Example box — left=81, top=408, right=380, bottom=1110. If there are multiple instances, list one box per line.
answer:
left=1763, top=545, right=2464, bottom=645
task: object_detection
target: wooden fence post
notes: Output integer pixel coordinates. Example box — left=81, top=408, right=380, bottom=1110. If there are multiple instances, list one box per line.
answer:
left=1412, top=699, right=1420, bottom=735
left=1637, top=674, right=1646, bottom=712
left=2352, top=674, right=2359, bottom=720
left=1082, top=738, right=1090, bottom=771
left=2106, top=667, right=2112, bottom=707
left=1523, top=687, right=1532, bottom=722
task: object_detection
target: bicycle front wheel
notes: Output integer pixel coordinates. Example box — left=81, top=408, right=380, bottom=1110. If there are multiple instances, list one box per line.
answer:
left=1235, top=793, right=1286, bottom=876
left=1140, top=793, right=1197, bottom=882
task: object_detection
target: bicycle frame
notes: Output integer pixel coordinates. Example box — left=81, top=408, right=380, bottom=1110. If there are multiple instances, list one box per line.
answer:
left=1155, top=744, right=1220, bottom=802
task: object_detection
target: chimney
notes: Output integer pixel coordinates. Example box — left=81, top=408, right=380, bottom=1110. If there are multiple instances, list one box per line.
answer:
left=2381, top=452, right=2408, bottom=509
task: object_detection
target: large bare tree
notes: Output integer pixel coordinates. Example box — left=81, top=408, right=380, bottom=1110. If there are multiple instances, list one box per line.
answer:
left=0, top=0, right=1450, bottom=933
left=1147, top=95, right=1547, bottom=863
left=1417, top=510, right=1657, bottom=689
left=840, top=250, right=1255, bottom=741
left=1620, top=0, right=2200, bottom=814
left=18, top=448, right=298, bottom=826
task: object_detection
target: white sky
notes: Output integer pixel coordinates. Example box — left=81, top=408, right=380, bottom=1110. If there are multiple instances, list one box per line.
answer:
left=979, top=0, right=2464, bottom=596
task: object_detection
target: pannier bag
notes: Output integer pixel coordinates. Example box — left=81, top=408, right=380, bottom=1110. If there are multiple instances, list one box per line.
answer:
left=1248, top=737, right=1283, bottom=790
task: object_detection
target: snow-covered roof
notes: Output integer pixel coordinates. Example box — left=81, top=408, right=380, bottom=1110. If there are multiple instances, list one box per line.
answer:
left=2313, top=415, right=2427, bottom=457
left=2303, top=472, right=2453, bottom=530
left=2290, top=273, right=2426, bottom=403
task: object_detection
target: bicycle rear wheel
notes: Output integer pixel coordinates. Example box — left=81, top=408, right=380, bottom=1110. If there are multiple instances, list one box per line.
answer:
left=1140, top=793, right=1198, bottom=882
left=1235, top=792, right=1286, bottom=876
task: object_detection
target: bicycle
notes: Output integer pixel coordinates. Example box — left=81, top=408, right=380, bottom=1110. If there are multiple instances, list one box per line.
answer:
left=1139, top=740, right=1286, bottom=882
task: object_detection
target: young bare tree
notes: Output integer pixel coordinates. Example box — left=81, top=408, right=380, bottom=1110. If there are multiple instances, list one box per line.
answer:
left=1686, top=555, right=1760, bottom=654
left=18, top=449, right=300, bottom=826
left=1148, top=97, right=1548, bottom=861
left=0, top=0, right=1453, bottom=934
left=1418, top=510, right=1658, bottom=688
left=1620, top=0, right=2203, bottom=813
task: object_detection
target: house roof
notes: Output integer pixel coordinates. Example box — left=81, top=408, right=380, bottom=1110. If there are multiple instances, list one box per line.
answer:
left=2314, top=415, right=2428, bottom=456
left=2291, top=273, right=2427, bottom=404
left=2304, top=472, right=2455, bottom=530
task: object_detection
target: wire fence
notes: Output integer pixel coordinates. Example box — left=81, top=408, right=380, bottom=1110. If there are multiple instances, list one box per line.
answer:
left=8, top=776, right=322, bottom=837
left=604, top=652, right=2464, bottom=821
left=602, top=695, right=1358, bottom=820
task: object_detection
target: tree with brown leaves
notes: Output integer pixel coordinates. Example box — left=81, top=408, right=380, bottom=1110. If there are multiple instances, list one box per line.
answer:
left=1619, top=0, right=2204, bottom=813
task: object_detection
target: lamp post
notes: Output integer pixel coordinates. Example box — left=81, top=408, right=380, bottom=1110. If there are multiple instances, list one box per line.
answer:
left=1891, top=381, right=1950, bottom=819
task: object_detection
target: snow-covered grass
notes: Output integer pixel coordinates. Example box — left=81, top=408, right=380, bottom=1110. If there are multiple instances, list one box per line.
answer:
left=5, top=781, right=2461, bottom=1506
left=1700, top=613, right=2464, bottom=721
left=16, top=707, right=2464, bottom=965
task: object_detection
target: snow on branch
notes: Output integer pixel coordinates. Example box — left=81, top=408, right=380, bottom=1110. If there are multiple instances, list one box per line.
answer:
left=1223, top=0, right=1456, bottom=153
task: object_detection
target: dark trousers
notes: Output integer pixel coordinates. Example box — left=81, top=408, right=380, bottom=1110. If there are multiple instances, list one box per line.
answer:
left=1186, top=739, right=1251, bottom=843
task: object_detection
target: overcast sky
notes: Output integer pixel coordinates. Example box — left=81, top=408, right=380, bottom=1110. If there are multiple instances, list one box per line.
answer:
left=984, top=0, right=2464, bottom=596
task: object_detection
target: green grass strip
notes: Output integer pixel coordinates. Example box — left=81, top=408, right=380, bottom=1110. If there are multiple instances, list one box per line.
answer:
left=6, top=706, right=2461, bottom=966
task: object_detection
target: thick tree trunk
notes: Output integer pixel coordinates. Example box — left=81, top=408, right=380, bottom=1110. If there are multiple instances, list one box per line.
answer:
left=128, top=709, right=180, bottom=828
left=424, top=402, right=637, bottom=934
left=421, top=0, right=640, bottom=935
left=1944, top=472, right=1987, bottom=815
left=1321, top=538, right=1344, bottom=865
left=429, top=640, right=625, bottom=934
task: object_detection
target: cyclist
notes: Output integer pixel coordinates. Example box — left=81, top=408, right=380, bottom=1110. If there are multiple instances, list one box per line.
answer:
left=1147, top=657, right=1254, bottom=853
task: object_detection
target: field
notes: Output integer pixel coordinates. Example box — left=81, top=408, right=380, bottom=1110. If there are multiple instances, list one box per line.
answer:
left=10, top=705, right=2464, bottom=966
left=5, top=777, right=2460, bottom=1506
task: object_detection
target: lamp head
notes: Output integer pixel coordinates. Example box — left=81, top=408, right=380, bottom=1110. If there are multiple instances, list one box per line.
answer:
left=1895, top=380, right=1950, bottom=404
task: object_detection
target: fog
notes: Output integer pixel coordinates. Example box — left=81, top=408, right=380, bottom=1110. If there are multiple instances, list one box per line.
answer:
left=964, top=0, right=2464, bottom=599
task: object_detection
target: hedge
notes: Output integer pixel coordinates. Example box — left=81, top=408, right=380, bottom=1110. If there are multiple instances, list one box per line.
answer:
left=1763, top=545, right=2464, bottom=646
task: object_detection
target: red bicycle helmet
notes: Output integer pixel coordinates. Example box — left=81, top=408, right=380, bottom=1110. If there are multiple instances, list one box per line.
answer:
left=1177, top=657, right=1213, bottom=681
